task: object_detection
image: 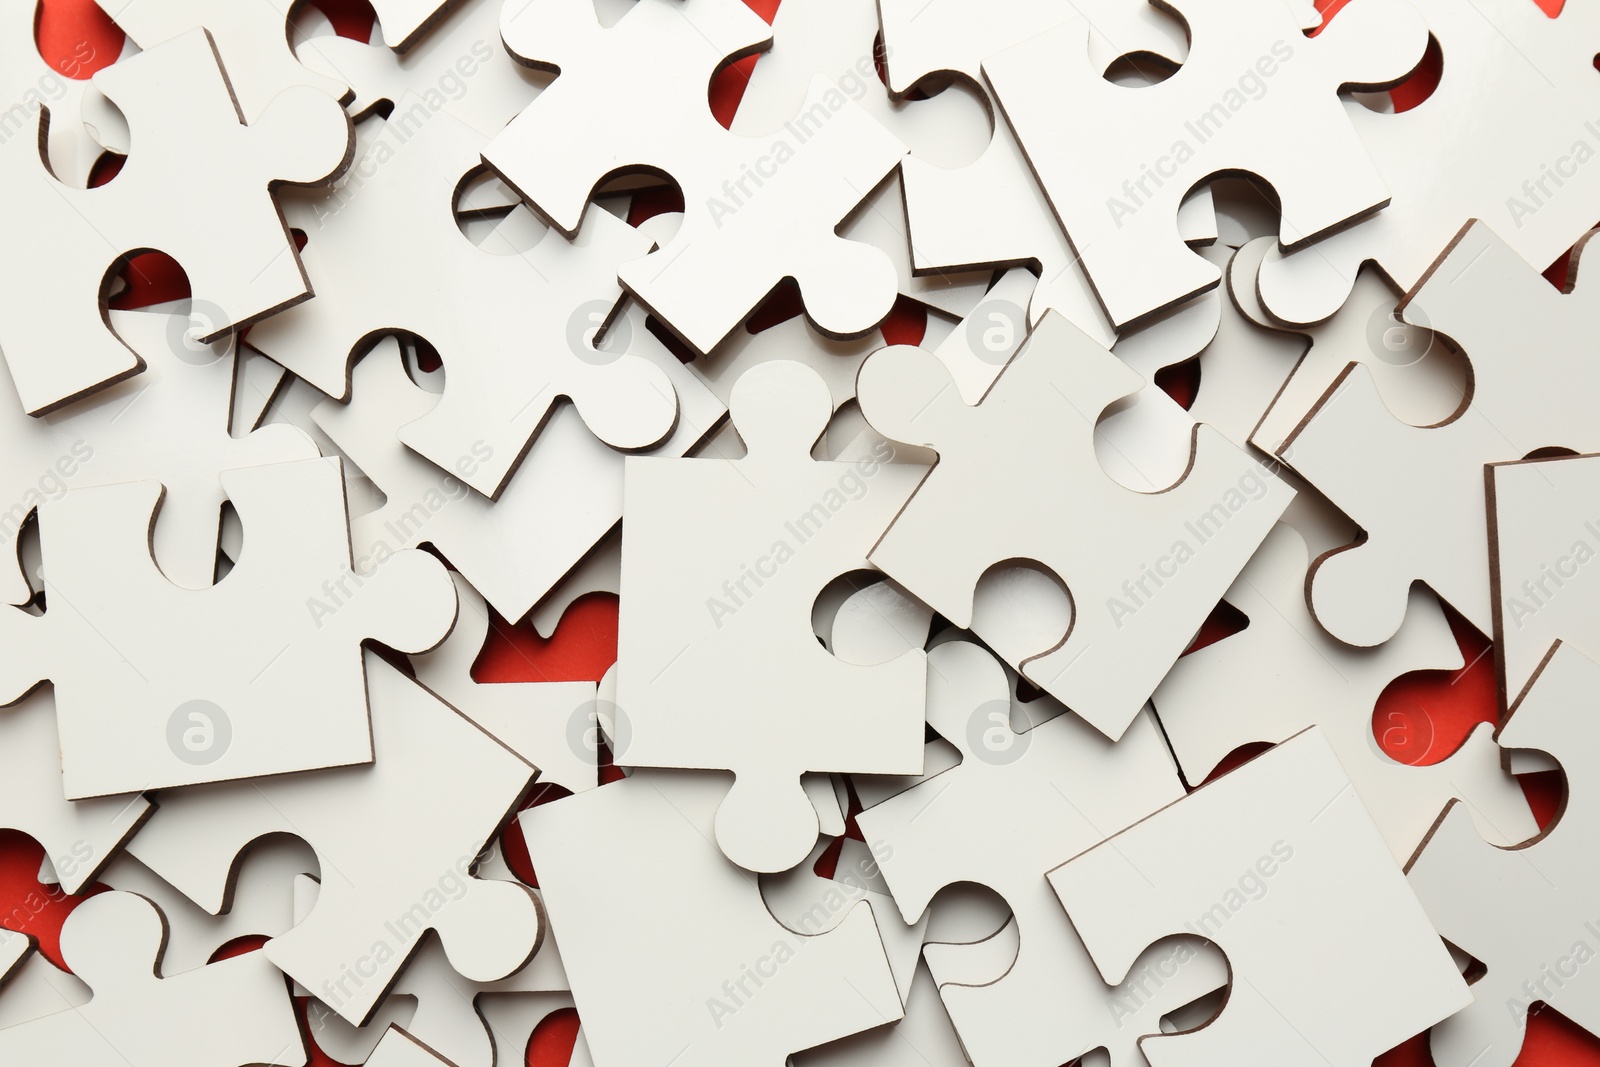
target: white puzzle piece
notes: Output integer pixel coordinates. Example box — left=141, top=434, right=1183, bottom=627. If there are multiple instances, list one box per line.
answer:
left=411, top=572, right=599, bottom=796
left=0, top=0, right=125, bottom=186
left=124, top=653, right=541, bottom=1025
left=312, top=322, right=719, bottom=621
left=1406, top=641, right=1600, bottom=1067
left=0, top=28, right=352, bottom=414
left=1256, top=0, right=1600, bottom=325
left=484, top=0, right=908, bottom=355
left=1229, top=237, right=1466, bottom=455
left=0, top=306, right=318, bottom=603
left=0, top=891, right=306, bottom=1067
left=249, top=99, right=677, bottom=499
left=97, top=839, right=317, bottom=975
left=857, top=639, right=1226, bottom=1067
left=93, top=0, right=353, bottom=121
left=1488, top=452, right=1600, bottom=709
left=1276, top=221, right=1600, bottom=646
left=520, top=769, right=904, bottom=1067
left=295, top=0, right=547, bottom=137
left=0, top=929, right=92, bottom=1031
left=0, top=455, right=458, bottom=797
left=876, top=0, right=1199, bottom=346
left=983, top=0, right=1428, bottom=328
left=1049, top=727, right=1471, bottom=1067
left=1151, top=523, right=1536, bottom=862
left=727, top=0, right=992, bottom=317
left=295, top=871, right=568, bottom=1067
left=0, top=690, right=149, bottom=893
left=617, top=360, right=927, bottom=873
left=856, top=311, right=1290, bottom=739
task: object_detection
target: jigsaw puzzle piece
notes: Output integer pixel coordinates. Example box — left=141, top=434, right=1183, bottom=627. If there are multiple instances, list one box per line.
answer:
left=312, top=322, right=717, bottom=622
left=93, top=0, right=351, bottom=120
left=728, top=0, right=992, bottom=318
left=1152, top=523, right=1536, bottom=861
left=521, top=769, right=904, bottom=1067
left=1266, top=220, right=1600, bottom=644
left=617, top=360, right=927, bottom=873
left=125, top=652, right=540, bottom=1025
left=1256, top=0, right=1600, bottom=326
left=486, top=0, right=907, bottom=354
left=0, top=890, right=305, bottom=1067
left=1407, top=642, right=1600, bottom=1067
left=984, top=0, right=1427, bottom=328
left=857, top=312, right=1290, bottom=739
left=1227, top=238, right=1466, bottom=454
left=1050, top=727, right=1470, bottom=1067
left=0, top=456, right=457, bottom=797
left=0, top=29, right=352, bottom=414
left=0, top=691, right=149, bottom=894
left=857, top=639, right=1226, bottom=1067
left=878, top=0, right=1200, bottom=344
left=1276, top=361, right=1501, bottom=646
left=411, top=572, right=599, bottom=796
left=1487, top=452, right=1600, bottom=710
left=0, top=306, right=317, bottom=603
left=0, top=0, right=127, bottom=186
left=250, top=100, right=676, bottom=497
left=294, top=868, right=568, bottom=1067
left=295, top=0, right=544, bottom=136
left=97, top=838, right=316, bottom=975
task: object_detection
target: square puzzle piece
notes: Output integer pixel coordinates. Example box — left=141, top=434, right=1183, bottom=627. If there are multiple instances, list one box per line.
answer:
left=0, top=455, right=457, bottom=798
left=856, top=311, right=1290, bottom=740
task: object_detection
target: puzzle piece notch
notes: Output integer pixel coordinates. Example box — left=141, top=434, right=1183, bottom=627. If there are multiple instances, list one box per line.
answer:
left=857, top=311, right=1290, bottom=740
left=0, top=29, right=353, bottom=414
left=249, top=99, right=676, bottom=499
left=1407, top=641, right=1600, bottom=1067
left=0, top=890, right=305, bottom=1067
left=1256, top=0, right=1600, bottom=327
left=125, top=653, right=541, bottom=1025
left=1151, top=522, right=1536, bottom=862
left=486, top=0, right=907, bottom=355
left=857, top=639, right=1226, bottom=1067
left=0, top=455, right=457, bottom=797
left=1275, top=220, right=1600, bottom=646
left=93, top=0, right=353, bottom=121
left=982, top=0, right=1429, bottom=329
left=521, top=768, right=904, bottom=1067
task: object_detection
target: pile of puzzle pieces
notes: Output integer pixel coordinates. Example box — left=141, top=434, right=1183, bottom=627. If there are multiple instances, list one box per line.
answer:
left=1, top=0, right=1598, bottom=1063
